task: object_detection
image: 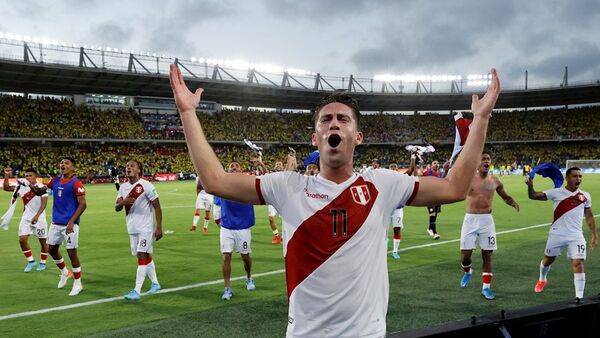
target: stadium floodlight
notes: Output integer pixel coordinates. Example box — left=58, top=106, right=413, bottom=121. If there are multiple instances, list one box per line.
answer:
left=191, top=57, right=197, bottom=62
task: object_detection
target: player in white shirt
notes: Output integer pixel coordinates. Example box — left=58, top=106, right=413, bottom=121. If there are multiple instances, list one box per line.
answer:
left=526, top=167, right=597, bottom=301
left=170, top=64, right=499, bottom=337
left=115, top=160, right=163, bottom=301
left=3, top=167, right=49, bottom=272
left=191, top=177, right=213, bottom=234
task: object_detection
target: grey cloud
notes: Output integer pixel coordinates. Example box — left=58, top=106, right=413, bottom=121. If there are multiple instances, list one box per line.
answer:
left=263, top=0, right=373, bottom=21
left=90, top=23, right=133, bottom=47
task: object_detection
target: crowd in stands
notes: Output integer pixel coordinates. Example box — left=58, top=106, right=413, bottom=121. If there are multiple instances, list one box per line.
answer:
left=0, top=95, right=599, bottom=177
left=0, top=96, right=148, bottom=139
left=1, top=141, right=598, bottom=178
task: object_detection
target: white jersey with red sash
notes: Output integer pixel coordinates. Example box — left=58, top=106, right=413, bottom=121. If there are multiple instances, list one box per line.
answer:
left=117, top=180, right=159, bottom=234
left=257, top=170, right=419, bottom=338
left=544, top=187, right=592, bottom=237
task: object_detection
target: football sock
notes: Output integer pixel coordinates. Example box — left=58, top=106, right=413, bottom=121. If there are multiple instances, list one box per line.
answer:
left=482, top=272, right=493, bottom=289
left=192, top=211, right=200, bottom=227
left=461, top=264, right=472, bottom=274
left=54, top=258, right=68, bottom=275
left=574, top=273, right=585, bottom=299
left=23, top=250, right=34, bottom=262
left=392, top=234, right=401, bottom=252
left=135, top=258, right=149, bottom=293
left=429, top=216, right=437, bottom=233
left=40, top=252, right=48, bottom=264
left=539, top=261, right=551, bottom=281
left=146, top=256, right=159, bottom=284
left=73, top=266, right=81, bottom=280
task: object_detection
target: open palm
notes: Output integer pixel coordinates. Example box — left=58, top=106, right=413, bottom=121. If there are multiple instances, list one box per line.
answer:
left=471, top=68, right=500, bottom=118
left=169, top=64, right=204, bottom=114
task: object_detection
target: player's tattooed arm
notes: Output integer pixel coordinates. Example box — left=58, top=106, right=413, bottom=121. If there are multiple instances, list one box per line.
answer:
left=29, top=183, right=48, bottom=196
left=525, top=177, right=547, bottom=200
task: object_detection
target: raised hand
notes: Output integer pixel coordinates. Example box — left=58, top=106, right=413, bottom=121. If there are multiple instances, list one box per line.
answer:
left=471, top=68, right=500, bottom=119
left=4, top=167, right=12, bottom=177
left=169, top=64, right=203, bottom=114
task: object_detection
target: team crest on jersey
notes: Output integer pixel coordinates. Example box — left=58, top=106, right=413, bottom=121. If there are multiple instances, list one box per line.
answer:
left=350, top=185, right=371, bottom=205
left=135, top=186, right=143, bottom=194
left=577, top=193, right=586, bottom=202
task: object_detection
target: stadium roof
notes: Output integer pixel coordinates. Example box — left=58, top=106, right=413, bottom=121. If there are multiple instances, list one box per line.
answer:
left=1, top=58, right=600, bottom=111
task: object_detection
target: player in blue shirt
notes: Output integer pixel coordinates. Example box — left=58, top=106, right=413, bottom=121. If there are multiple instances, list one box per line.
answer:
left=215, top=161, right=256, bottom=300
left=30, top=157, right=87, bottom=296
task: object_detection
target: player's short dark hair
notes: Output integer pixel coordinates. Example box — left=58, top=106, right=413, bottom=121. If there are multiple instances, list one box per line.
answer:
left=24, top=168, right=38, bottom=175
left=63, top=157, right=76, bottom=166
left=132, top=160, right=143, bottom=175
left=566, top=167, right=581, bottom=176
left=313, top=93, right=361, bottom=129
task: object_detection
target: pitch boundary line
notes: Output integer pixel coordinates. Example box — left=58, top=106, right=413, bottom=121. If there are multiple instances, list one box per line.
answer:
left=1, top=215, right=598, bottom=321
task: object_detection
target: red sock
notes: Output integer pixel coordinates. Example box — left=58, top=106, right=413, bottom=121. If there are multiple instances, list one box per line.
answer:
left=215, top=219, right=221, bottom=225
left=40, top=253, right=48, bottom=263
left=482, top=273, right=493, bottom=284
left=73, top=266, right=81, bottom=280
left=55, top=258, right=66, bottom=270
left=393, top=234, right=401, bottom=240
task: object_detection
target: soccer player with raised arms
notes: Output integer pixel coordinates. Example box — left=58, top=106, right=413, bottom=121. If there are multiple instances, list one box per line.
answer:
left=170, top=64, right=500, bottom=337
left=115, top=160, right=163, bottom=301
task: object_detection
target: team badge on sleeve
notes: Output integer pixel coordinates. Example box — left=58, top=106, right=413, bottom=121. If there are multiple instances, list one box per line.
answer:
left=351, top=185, right=371, bottom=205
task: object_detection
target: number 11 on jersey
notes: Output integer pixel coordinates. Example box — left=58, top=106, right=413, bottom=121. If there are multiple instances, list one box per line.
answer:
left=331, top=208, right=348, bottom=237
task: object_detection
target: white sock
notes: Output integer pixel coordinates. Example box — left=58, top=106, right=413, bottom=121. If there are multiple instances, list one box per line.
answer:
left=203, top=219, right=209, bottom=228
left=192, top=215, right=200, bottom=227
left=539, top=260, right=551, bottom=281
left=574, top=272, right=585, bottom=299
left=146, top=260, right=159, bottom=284
left=135, top=263, right=148, bottom=293
left=272, top=229, right=279, bottom=235
left=392, top=239, right=401, bottom=253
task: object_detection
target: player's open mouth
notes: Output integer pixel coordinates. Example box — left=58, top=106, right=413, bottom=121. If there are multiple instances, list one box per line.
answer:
left=484, top=165, right=489, bottom=169
left=328, top=134, right=342, bottom=148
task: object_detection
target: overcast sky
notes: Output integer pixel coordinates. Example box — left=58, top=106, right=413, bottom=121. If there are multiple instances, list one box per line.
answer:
left=1, top=0, right=599, bottom=88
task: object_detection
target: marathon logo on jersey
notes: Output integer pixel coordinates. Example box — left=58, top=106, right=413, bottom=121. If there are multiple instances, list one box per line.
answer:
left=350, top=185, right=371, bottom=205
left=57, top=187, right=63, bottom=197
left=304, top=188, right=328, bottom=200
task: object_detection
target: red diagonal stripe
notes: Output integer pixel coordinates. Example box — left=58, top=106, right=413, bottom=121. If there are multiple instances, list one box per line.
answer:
left=553, top=193, right=586, bottom=223
left=285, top=177, right=378, bottom=298
left=125, top=183, right=144, bottom=215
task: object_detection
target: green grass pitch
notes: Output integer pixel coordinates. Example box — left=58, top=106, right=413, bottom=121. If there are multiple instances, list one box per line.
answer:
left=0, top=174, right=598, bottom=337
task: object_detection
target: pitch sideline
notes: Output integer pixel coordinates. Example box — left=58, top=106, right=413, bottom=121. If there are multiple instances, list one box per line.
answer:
left=1, top=216, right=598, bottom=321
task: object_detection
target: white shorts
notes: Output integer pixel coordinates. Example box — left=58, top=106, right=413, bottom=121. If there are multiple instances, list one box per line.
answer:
left=129, top=231, right=154, bottom=255
left=544, top=233, right=587, bottom=260
left=213, top=204, right=221, bottom=220
left=18, top=217, right=48, bottom=239
left=47, top=223, right=79, bottom=249
left=196, top=193, right=213, bottom=210
left=460, top=213, right=497, bottom=251
left=220, top=227, right=252, bottom=254
left=268, top=205, right=279, bottom=217
left=391, top=208, right=404, bottom=229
